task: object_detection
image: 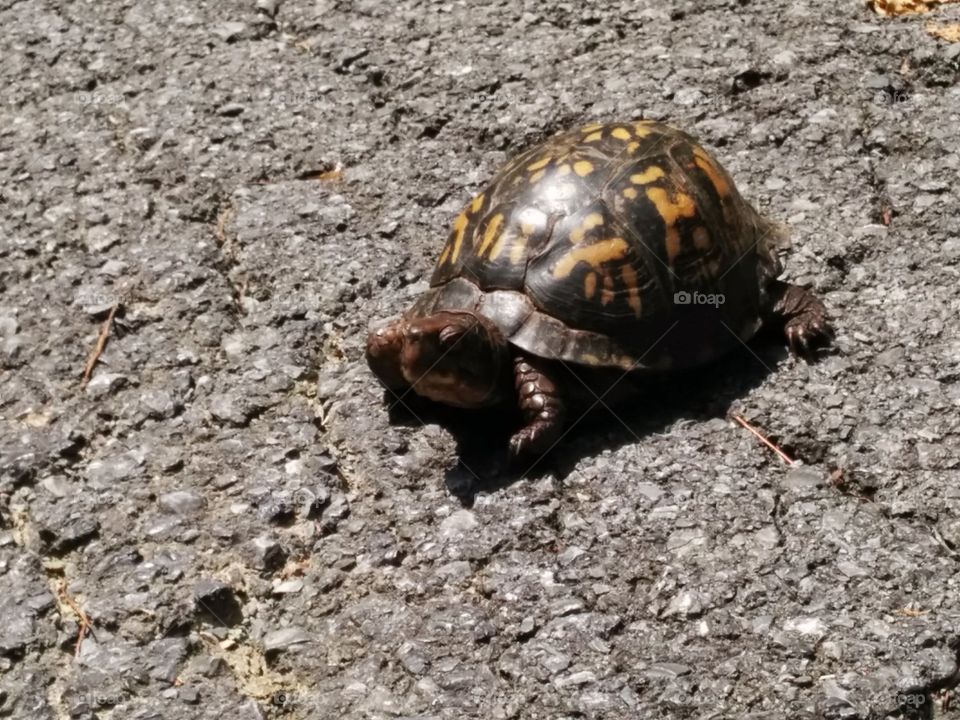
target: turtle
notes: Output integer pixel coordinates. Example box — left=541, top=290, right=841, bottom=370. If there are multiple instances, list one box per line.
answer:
left=366, top=121, right=830, bottom=459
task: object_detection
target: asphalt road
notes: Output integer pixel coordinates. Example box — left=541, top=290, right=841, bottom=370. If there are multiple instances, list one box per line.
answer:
left=1, top=1, right=960, bottom=718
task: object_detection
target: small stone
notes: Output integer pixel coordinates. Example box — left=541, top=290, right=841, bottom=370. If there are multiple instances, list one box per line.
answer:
left=148, top=638, right=189, bottom=683
left=473, top=620, right=496, bottom=643
left=782, top=466, right=825, bottom=491
left=864, top=73, right=891, bottom=90
left=84, top=225, right=119, bottom=252
left=838, top=561, right=869, bottom=578
left=127, top=126, right=158, bottom=150
left=783, top=616, right=827, bottom=637
left=440, top=509, right=478, bottom=537
left=263, top=626, right=311, bottom=654
left=319, top=494, right=350, bottom=532
left=0, top=316, right=18, bottom=337
left=217, top=103, right=245, bottom=117
left=141, top=390, right=176, bottom=419
left=516, top=616, right=538, bottom=639
left=39, top=516, right=99, bottom=555
left=755, top=525, right=781, bottom=549
left=555, top=670, right=596, bottom=688
left=209, top=394, right=249, bottom=426
left=646, top=663, right=692, bottom=678
left=256, top=0, right=278, bottom=16
left=85, top=373, right=127, bottom=397
left=662, top=590, right=705, bottom=618
left=557, top=545, right=586, bottom=565
left=41, top=476, right=72, bottom=497
left=193, top=579, right=242, bottom=626
left=772, top=50, right=796, bottom=66
left=542, top=653, right=571, bottom=674
left=100, top=259, right=128, bottom=276
left=914, top=193, right=939, bottom=211
left=399, top=649, right=428, bottom=674
left=159, top=491, right=204, bottom=515
left=0, top=335, right=21, bottom=360
left=196, top=656, right=225, bottom=677
left=212, top=22, right=247, bottom=42
left=890, top=500, right=916, bottom=517
left=271, top=579, right=303, bottom=594
left=550, top=597, right=585, bottom=617
left=249, top=535, right=287, bottom=572
left=635, top=482, right=664, bottom=501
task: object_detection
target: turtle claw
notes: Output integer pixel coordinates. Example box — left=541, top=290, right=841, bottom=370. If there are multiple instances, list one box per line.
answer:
left=508, top=412, right=562, bottom=463
left=768, top=281, right=831, bottom=360
left=785, top=314, right=830, bottom=359
left=507, top=432, right=528, bottom=460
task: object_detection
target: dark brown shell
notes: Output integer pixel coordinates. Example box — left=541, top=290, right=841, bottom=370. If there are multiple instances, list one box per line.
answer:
left=411, top=121, right=784, bottom=371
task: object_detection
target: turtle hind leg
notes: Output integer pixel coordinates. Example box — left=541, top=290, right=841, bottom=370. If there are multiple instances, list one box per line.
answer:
left=508, top=355, right=566, bottom=461
left=765, top=280, right=832, bottom=355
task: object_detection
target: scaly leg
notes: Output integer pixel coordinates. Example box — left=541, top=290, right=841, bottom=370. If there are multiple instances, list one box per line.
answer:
left=509, top=355, right=566, bottom=459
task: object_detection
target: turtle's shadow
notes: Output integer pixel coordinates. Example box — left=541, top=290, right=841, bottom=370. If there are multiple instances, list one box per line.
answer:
left=385, top=333, right=815, bottom=506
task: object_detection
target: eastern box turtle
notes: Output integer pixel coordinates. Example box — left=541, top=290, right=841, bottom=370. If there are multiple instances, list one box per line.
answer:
left=367, top=121, right=829, bottom=458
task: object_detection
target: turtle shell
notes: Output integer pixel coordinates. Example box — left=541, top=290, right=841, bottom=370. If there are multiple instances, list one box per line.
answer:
left=410, top=121, right=784, bottom=372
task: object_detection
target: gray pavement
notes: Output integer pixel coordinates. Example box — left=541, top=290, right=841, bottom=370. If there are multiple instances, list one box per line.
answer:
left=1, top=1, right=960, bottom=718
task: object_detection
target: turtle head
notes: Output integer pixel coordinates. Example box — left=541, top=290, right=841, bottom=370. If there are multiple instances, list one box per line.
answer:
left=366, top=311, right=510, bottom=408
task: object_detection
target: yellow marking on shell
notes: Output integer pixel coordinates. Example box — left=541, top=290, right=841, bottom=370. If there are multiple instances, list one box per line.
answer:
left=584, top=130, right=604, bottom=142
left=584, top=272, right=598, bottom=299
left=448, top=211, right=470, bottom=264
left=488, top=230, right=511, bottom=261
left=693, top=146, right=732, bottom=197
left=601, top=273, right=616, bottom=305
left=570, top=212, right=604, bottom=245
left=529, top=169, right=547, bottom=184
left=438, top=243, right=451, bottom=266
left=508, top=221, right=537, bottom=264
left=470, top=193, right=485, bottom=213
left=620, top=264, right=642, bottom=317
left=553, top=237, right=629, bottom=279
left=556, top=163, right=572, bottom=177
left=634, top=121, right=655, bottom=137
left=573, top=160, right=594, bottom=177
left=477, top=212, right=504, bottom=256
left=630, top=166, right=665, bottom=184
left=526, top=156, right=552, bottom=171
left=581, top=122, right=604, bottom=133
left=611, top=127, right=632, bottom=141
left=693, top=226, right=711, bottom=250
left=623, top=187, right=638, bottom=200
left=646, top=186, right=698, bottom=266
left=626, top=141, right=640, bottom=154
left=581, top=352, right=602, bottom=365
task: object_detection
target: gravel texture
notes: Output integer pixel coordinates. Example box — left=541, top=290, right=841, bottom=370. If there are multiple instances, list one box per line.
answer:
left=2, top=1, right=960, bottom=718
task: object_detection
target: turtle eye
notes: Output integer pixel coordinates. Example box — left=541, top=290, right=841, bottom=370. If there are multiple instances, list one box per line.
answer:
left=439, top=325, right=465, bottom=346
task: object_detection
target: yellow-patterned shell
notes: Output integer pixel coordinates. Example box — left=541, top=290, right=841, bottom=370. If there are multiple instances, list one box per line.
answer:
left=415, top=122, right=782, bottom=371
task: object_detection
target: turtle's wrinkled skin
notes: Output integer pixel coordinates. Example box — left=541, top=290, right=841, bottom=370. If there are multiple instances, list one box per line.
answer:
left=366, top=121, right=830, bottom=459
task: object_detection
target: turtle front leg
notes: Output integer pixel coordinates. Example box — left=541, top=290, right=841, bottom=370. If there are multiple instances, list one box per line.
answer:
left=766, top=280, right=831, bottom=354
left=509, top=355, right=566, bottom=460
